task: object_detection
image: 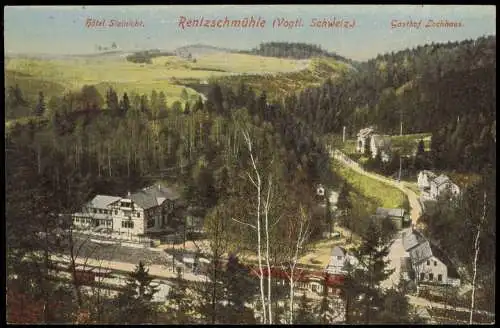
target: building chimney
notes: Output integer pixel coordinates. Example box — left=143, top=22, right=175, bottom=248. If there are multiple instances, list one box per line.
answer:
left=127, top=191, right=131, bottom=197
left=158, top=184, right=161, bottom=191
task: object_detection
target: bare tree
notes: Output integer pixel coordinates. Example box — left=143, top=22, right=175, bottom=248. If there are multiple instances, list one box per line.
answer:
left=231, top=129, right=278, bottom=324
left=469, top=191, right=487, bottom=324
left=280, top=205, right=311, bottom=324
left=232, top=129, right=267, bottom=323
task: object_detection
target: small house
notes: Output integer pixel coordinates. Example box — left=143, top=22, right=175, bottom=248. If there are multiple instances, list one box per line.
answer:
left=325, top=246, right=360, bottom=274
left=370, top=134, right=392, bottom=162
left=417, top=170, right=437, bottom=192
left=356, top=127, right=375, bottom=153
left=402, top=229, right=460, bottom=286
left=375, top=207, right=409, bottom=230
left=429, top=175, right=460, bottom=200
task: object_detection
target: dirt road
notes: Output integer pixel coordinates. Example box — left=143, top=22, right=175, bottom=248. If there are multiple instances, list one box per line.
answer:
left=330, top=149, right=422, bottom=225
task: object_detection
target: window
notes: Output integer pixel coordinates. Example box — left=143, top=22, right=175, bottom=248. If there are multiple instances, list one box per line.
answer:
left=429, top=273, right=434, bottom=281
left=75, top=218, right=80, bottom=223
left=427, top=260, right=430, bottom=266
left=99, top=209, right=103, bottom=214
left=137, top=212, right=141, bottom=218
left=434, top=261, right=437, bottom=266
left=337, top=256, right=342, bottom=260
left=115, top=210, right=118, bottom=215
left=93, top=209, right=97, bottom=214
left=122, top=221, right=134, bottom=229
left=438, top=274, right=443, bottom=282
left=420, top=273, right=425, bottom=281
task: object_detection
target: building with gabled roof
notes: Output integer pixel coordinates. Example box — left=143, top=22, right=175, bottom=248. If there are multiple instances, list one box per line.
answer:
left=71, top=184, right=184, bottom=239
left=417, top=170, right=437, bottom=192
left=375, top=207, right=409, bottom=230
left=401, top=229, right=461, bottom=287
left=370, top=134, right=392, bottom=162
left=356, top=126, right=375, bottom=153
left=325, top=246, right=361, bottom=275
left=429, top=174, right=460, bottom=200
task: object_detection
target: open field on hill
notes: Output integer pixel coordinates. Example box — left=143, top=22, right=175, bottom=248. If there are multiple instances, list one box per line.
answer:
left=333, top=160, right=407, bottom=209
left=153, top=53, right=307, bottom=74
left=212, top=57, right=348, bottom=101
left=391, top=132, right=432, bottom=154
left=5, top=53, right=309, bottom=109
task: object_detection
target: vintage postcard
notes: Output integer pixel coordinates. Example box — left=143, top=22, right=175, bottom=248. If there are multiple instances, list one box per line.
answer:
left=5, top=5, right=496, bottom=325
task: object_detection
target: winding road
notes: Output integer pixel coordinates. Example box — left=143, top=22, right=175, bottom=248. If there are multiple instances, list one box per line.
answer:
left=328, top=148, right=495, bottom=321
left=330, top=148, right=422, bottom=225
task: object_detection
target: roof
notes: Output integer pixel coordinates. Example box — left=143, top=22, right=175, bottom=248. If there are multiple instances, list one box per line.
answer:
left=371, top=134, right=392, bottom=150
left=402, top=230, right=426, bottom=252
left=409, top=241, right=433, bottom=264
left=86, top=195, right=121, bottom=209
left=433, top=174, right=451, bottom=186
left=129, top=184, right=180, bottom=209
left=357, top=127, right=374, bottom=138
left=248, top=267, right=344, bottom=286
left=376, top=207, right=405, bottom=218
left=403, top=230, right=460, bottom=279
left=331, top=246, right=346, bottom=257
left=419, top=170, right=437, bottom=179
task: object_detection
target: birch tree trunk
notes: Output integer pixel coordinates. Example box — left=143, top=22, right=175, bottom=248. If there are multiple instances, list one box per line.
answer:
left=234, top=130, right=266, bottom=324
left=469, top=191, right=487, bottom=324
left=283, top=207, right=310, bottom=324
left=107, top=144, right=112, bottom=177
left=264, top=176, right=273, bottom=324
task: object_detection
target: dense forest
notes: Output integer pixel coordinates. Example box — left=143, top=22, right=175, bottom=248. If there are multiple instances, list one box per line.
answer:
left=257, top=36, right=495, bottom=173
left=5, top=35, right=496, bottom=324
left=240, top=42, right=351, bottom=62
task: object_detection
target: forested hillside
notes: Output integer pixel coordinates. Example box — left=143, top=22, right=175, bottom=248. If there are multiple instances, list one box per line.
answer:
left=240, top=42, right=350, bottom=62
left=271, top=35, right=495, bottom=173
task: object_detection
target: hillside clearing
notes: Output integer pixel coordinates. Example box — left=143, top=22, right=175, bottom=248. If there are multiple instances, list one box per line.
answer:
left=5, top=54, right=310, bottom=109
left=333, top=160, right=407, bottom=209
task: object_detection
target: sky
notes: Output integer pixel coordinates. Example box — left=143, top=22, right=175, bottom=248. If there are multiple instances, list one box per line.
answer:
left=4, top=5, right=496, bottom=61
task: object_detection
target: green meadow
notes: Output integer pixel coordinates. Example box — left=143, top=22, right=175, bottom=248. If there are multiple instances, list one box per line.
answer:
left=5, top=52, right=309, bottom=109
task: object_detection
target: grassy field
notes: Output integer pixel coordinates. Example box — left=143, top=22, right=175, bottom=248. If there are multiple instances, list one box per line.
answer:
left=5, top=53, right=308, bottom=109
left=333, top=160, right=407, bottom=209
left=212, top=57, right=348, bottom=101
left=391, top=132, right=432, bottom=154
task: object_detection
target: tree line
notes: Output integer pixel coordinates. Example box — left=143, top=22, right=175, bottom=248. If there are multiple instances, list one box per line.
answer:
left=239, top=41, right=351, bottom=62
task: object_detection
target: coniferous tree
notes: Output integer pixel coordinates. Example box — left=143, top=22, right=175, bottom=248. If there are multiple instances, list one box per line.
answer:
left=114, top=261, right=159, bottom=324
left=35, top=91, right=46, bottom=116
left=119, top=92, right=130, bottom=116
left=352, top=220, right=395, bottom=324
left=105, top=88, right=119, bottom=113
left=222, top=254, right=258, bottom=324
left=295, top=293, right=316, bottom=324
left=166, top=269, right=193, bottom=323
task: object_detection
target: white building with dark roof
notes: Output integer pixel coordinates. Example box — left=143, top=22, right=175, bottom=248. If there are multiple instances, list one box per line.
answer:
left=356, top=127, right=375, bottom=153
left=325, top=246, right=360, bottom=274
left=71, top=184, right=183, bottom=239
left=401, top=229, right=460, bottom=286
left=417, top=170, right=437, bottom=192
left=429, top=174, right=460, bottom=200
left=370, top=134, right=392, bottom=162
